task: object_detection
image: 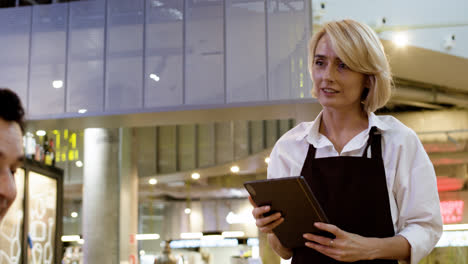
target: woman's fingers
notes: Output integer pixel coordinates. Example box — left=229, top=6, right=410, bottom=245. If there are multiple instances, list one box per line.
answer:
left=251, top=205, right=271, bottom=219
left=314, top=222, right=344, bottom=237
left=303, top=233, right=334, bottom=247
left=256, top=212, right=282, bottom=227
left=259, top=217, right=284, bottom=233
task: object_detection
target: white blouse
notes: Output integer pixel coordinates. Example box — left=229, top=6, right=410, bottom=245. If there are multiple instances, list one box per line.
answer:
left=267, top=111, right=443, bottom=264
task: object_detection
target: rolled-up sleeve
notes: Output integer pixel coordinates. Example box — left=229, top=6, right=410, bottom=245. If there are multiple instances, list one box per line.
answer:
left=393, top=135, right=443, bottom=264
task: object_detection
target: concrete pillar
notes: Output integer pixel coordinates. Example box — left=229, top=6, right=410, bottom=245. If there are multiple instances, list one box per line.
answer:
left=119, top=128, right=139, bottom=264
left=259, top=232, right=281, bottom=264
left=83, top=128, right=139, bottom=264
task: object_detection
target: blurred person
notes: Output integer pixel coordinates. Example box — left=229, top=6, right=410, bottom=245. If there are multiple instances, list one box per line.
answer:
left=250, top=19, right=442, bottom=263
left=0, top=88, right=25, bottom=221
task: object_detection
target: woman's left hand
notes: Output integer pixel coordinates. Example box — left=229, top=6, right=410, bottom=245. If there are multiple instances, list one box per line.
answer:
left=303, top=222, right=375, bottom=262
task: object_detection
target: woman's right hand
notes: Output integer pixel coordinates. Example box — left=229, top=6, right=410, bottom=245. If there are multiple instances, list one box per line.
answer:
left=248, top=196, right=284, bottom=234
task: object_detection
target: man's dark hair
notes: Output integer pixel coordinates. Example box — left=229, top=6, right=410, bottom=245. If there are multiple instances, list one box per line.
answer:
left=0, top=88, right=25, bottom=133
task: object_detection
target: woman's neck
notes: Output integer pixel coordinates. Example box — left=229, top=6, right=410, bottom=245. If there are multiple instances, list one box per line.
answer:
left=319, top=107, right=369, bottom=153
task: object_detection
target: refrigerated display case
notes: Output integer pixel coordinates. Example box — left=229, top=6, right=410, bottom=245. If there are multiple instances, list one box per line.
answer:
left=0, top=159, right=63, bottom=264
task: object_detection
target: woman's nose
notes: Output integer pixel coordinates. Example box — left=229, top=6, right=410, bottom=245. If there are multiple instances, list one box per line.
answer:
left=323, top=64, right=336, bottom=82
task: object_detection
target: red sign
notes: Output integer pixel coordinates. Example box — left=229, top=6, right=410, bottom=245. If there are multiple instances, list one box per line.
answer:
left=130, top=254, right=136, bottom=264
left=440, top=200, right=464, bottom=224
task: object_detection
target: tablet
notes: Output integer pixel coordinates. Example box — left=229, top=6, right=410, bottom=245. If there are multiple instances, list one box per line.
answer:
left=244, top=176, right=332, bottom=249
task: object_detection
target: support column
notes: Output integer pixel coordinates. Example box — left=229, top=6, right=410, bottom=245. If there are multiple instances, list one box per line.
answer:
left=82, top=128, right=139, bottom=264
left=119, top=128, right=139, bottom=264
left=259, top=232, right=281, bottom=264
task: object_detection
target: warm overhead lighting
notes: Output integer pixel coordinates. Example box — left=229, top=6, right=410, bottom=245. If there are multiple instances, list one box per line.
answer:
left=52, top=80, right=63, bottom=89
left=393, top=32, right=408, bottom=47
left=230, top=165, right=240, bottom=173
left=443, top=224, right=468, bottom=231
left=78, top=109, right=87, bottom=114
left=139, top=250, right=145, bottom=256
left=136, top=234, right=160, bottom=240
left=222, top=231, right=245, bottom=238
left=180, top=232, right=203, bottom=239
left=226, top=211, right=256, bottom=224
left=191, top=172, right=200, bottom=180
left=201, top=235, right=223, bottom=241
left=71, top=212, right=78, bottom=218
left=265, top=157, right=270, bottom=164
left=61, top=235, right=80, bottom=242
left=36, top=130, right=46, bottom=137
left=149, top=178, right=157, bottom=185
left=184, top=208, right=192, bottom=214
left=75, top=161, right=83, bottom=168
left=149, top=73, right=160, bottom=82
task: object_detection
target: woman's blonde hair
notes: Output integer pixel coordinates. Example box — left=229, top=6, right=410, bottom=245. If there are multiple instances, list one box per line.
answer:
left=308, top=19, right=392, bottom=113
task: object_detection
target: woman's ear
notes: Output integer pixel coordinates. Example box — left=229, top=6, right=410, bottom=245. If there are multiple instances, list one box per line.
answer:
left=365, top=75, right=375, bottom=90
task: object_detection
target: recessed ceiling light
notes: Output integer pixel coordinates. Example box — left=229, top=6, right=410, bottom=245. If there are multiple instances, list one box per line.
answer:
left=149, top=73, right=160, bottom=82
left=230, top=165, right=240, bottom=173
left=191, top=172, right=200, bottom=180
left=393, top=32, right=408, bottom=47
left=149, top=178, right=157, bottom=185
left=75, top=160, right=83, bottom=168
left=36, top=130, right=46, bottom=136
left=78, top=109, right=87, bottom=114
left=265, top=157, right=270, bottom=164
left=52, top=80, right=63, bottom=89
left=184, top=208, right=191, bottom=214
left=71, top=212, right=78, bottom=218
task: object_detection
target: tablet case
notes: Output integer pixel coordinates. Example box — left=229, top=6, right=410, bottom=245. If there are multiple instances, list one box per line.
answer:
left=244, top=176, right=332, bottom=249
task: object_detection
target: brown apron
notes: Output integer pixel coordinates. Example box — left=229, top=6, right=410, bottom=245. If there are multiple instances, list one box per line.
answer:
left=293, top=127, right=398, bottom=264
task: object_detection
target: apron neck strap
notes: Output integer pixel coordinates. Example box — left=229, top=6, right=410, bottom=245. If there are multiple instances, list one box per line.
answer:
left=362, top=126, right=382, bottom=159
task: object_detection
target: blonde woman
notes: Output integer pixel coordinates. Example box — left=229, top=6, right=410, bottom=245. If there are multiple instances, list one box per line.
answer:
left=250, top=19, right=442, bottom=263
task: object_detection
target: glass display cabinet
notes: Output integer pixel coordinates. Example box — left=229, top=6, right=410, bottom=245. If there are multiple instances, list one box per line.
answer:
left=0, top=159, right=63, bottom=264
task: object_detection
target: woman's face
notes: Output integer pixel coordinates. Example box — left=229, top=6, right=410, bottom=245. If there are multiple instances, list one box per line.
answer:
left=312, top=34, right=368, bottom=112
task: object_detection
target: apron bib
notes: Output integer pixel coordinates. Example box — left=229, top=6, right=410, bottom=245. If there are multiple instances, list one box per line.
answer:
left=292, top=127, right=398, bottom=264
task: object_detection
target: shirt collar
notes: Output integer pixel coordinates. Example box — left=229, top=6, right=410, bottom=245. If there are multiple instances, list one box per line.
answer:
left=296, top=111, right=391, bottom=147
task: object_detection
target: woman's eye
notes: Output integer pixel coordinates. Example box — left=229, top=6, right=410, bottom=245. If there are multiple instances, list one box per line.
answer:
left=314, top=60, right=324, bottom=66
left=338, top=62, right=348, bottom=69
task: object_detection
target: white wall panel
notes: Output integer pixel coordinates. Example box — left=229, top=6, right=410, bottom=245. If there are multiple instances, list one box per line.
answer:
left=67, top=0, right=105, bottom=113
left=267, top=0, right=310, bottom=100
left=185, top=0, right=225, bottom=105
left=29, top=4, right=68, bottom=116
left=106, top=0, right=144, bottom=111
left=144, top=0, right=184, bottom=108
left=226, top=0, right=267, bottom=103
left=0, top=7, right=31, bottom=109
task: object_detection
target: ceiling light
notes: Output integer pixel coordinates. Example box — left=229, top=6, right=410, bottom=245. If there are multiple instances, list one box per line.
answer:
left=180, top=232, right=203, bottom=239
left=149, top=73, right=160, bottom=82
left=71, top=212, right=78, bottom=218
left=230, top=165, right=240, bottom=173
left=393, top=32, right=408, bottom=47
left=191, top=172, right=200, bottom=180
left=78, top=109, right=87, bottom=114
left=265, top=157, right=270, bottom=164
left=52, top=80, right=63, bottom=89
left=36, top=130, right=46, bottom=137
left=222, top=231, right=245, bottom=238
left=61, top=235, right=80, bottom=242
left=75, top=161, right=83, bottom=168
left=149, top=178, right=157, bottom=185
left=136, top=234, right=160, bottom=240
left=139, top=250, right=145, bottom=256
left=184, top=208, right=191, bottom=214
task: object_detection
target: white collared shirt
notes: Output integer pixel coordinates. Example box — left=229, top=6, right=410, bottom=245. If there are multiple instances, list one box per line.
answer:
left=267, top=111, right=443, bottom=264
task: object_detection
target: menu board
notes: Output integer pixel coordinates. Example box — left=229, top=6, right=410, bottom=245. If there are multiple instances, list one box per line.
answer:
left=0, top=168, right=25, bottom=264
left=27, top=172, right=57, bottom=264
